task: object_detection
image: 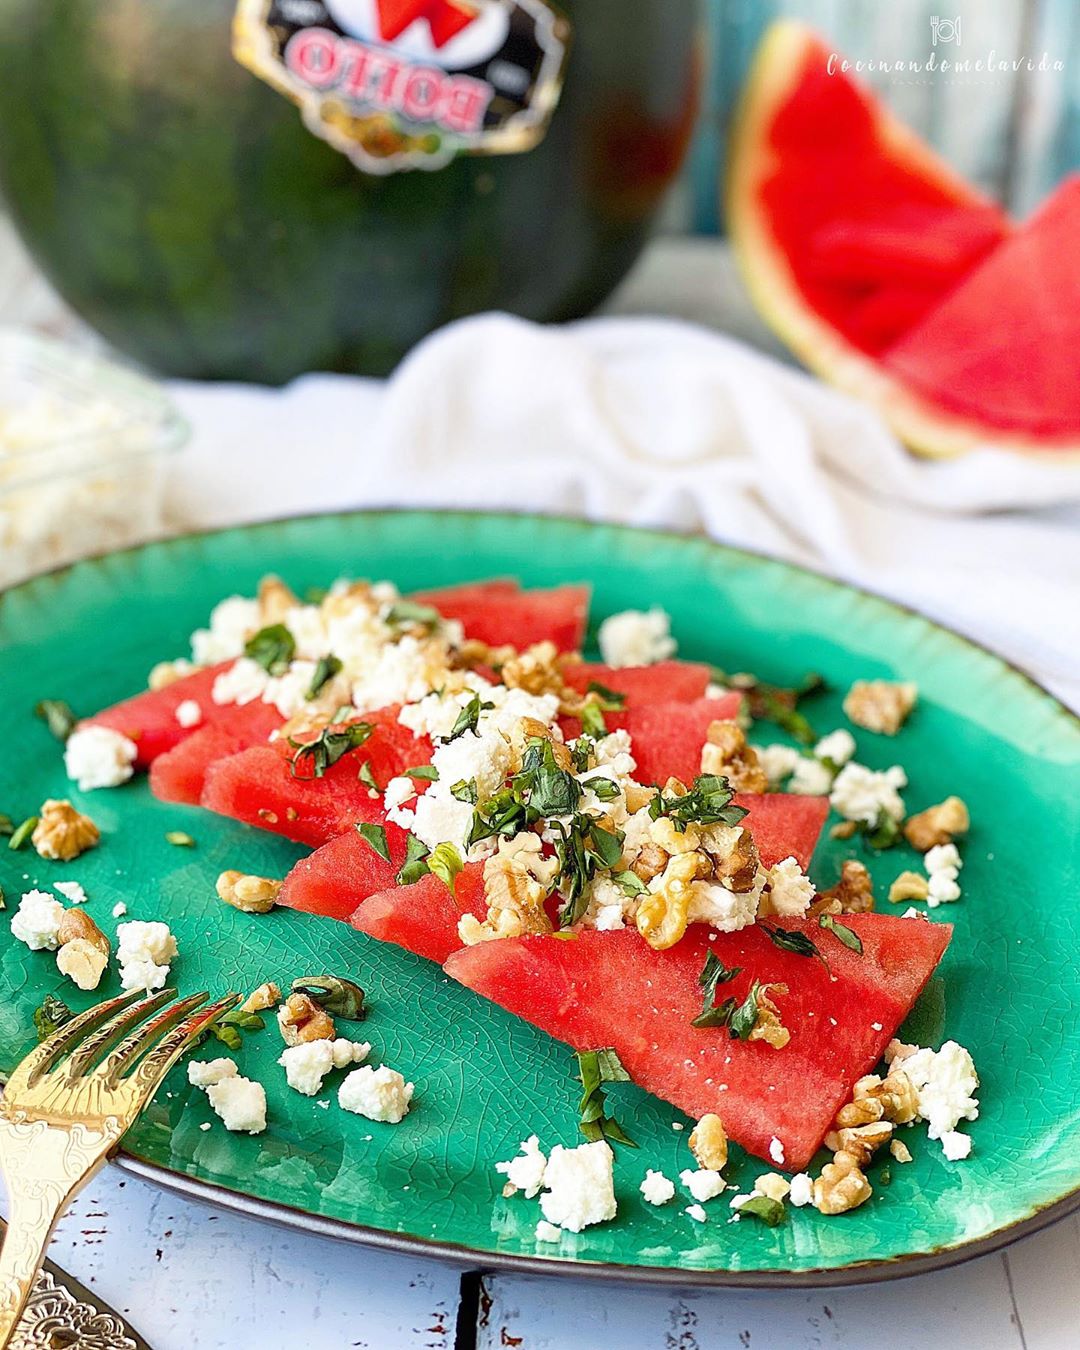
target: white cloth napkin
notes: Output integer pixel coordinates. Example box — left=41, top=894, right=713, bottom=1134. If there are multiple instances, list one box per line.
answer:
left=168, top=312, right=1080, bottom=707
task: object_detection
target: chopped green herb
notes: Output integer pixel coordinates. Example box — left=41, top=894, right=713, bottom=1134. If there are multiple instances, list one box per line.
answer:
left=305, top=654, right=342, bottom=699
left=818, top=912, right=864, bottom=954
left=864, top=810, right=902, bottom=850
left=450, top=778, right=478, bottom=804
left=244, top=623, right=296, bottom=675
left=652, top=774, right=747, bottom=831
left=0, top=814, right=12, bottom=837
left=358, top=760, right=379, bottom=792
left=384, top=600, right=443, bottom=633
left=611, top=869, right=648, bottom=898
left=403, top=765, right=439, bottom=781
left=34, top=699, right=77, bottom=742
left=0, top=882, right=5, bottom=910
left=585, top=680, right=627, bottom=710
left=356, top=821, right=391, bottom=863
left=584, top=776, right=620, bottom=802
left=8, top=816, right=38, bottom=851
left=520, top=738, right=582, bottom=817
left=569, top=738, right=594, bottom=772
left=210, top=1024, right=242, bottom=1051
left=396, top=832, right=431, bottom=886
left=165, top=830, right=195, bottom=848
left=580, top=700, right=608, bottom=739
left=728, top=981, right=765, bottom=1040
left=760, top=923, right=829, bottom=972
left=447, top=692, right=495, bottom=742
left=878, top=1166, right=892, bottom=1188
left=575, top=1048, right=637, bottom=1148
left=711, top=668, right=827, bottom=746
left=692, top=952, right=743, bottom=1028
left=737, top=1195, right=786, bottom=1226
left=553, top=815, right=626, bottom=927
left=288, top=720, right=374, bottom=779
left=33, top=994, right=75, bottom=1041
left=428, top=842, right=464, bottom=893
left=204, top=1009, right=266, bottom=1051
left=291, top=975, right=366, bottom=1020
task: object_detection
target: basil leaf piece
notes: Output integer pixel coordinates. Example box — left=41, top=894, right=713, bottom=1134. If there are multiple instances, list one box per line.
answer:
left=760, top=923, right=830, bottom=973
left=521, top=738, right=582, bottom=817
left=711, top=668, right=827, bottom=747
left=818, top=912, right=864, bottom=954
left=384, top=600, right=443, bottom=633
left=210, top=1024, right=243, bottom=1051
left=864, top=810, right=902, bottom=850
left=403, top=765, right=439, bottom=781
left=692, top=951, right=744, bottom=1027
left=428, top=842, right=464, bottom=893
left=611, top=869, right=648, bottom=898
left=8, top=816, right=37, bottom=851
left=655, top=774, right=748, bottom=830
left=33, top=994, right=74, bottom=1041
left=728, top=982, right=763, bottom=1040
left=585, top=680, right=627, bottom=710
left=691, top=995, right=737, bottom=1030
left=291, top=975, right=366, bottom=1020
left=396, top=832, right=431, bottom=886
left=580, top=700, right=607, bottom=739
left=34, top=699, right=77, bottom=742
left=447, top=692, right=494, bottom=742
left=356, top=821, right=391, bottom=863
left=584, top=776, right=620, bottom=802
left=305, top=654, right=342, bottom=699
left=244, top=623, right=296, bottom=675
left=575, top=1048, right=636, bottom=1149
left=450, top=778, right=478, bottom=804
left=588, top=824, right=624, bottom=870
left=288, top=720, right=374, bottom=779
left=738, top=1195, right=787, bottom=1227
left=359, top=761, right=379, bottom=791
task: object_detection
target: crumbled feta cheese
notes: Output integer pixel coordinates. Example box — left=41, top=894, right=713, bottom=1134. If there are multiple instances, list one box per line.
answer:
left=769, top=1136, right=785, bottom=1166
left=788, top=756, right=835, bottom=797
left=211, top=657, right=270, bottom=707
left=338, top=1064, right=414, bottom=1123
left=116, top=920, right=177, bottom=992
left=539, top=1141, right=616, bottom=1233
left=384, top=776, right=418, bottom=812
left=940, top=1130, right=972, bottom=1161
left=925, top=843, right=961, bottom=874
left=679, top=1168, right=725, bottom=1203
left=279, top=1038, right=370, bottom=1096
left=757, top=744, right=802, bottom=786
left=639, top=1169, right=676, bottom=1206
left=597, top=608, right=676, bottom=668
left=174, top=699, right=203, bottom=728
left=112, top=901, right=127, bottom=918
left=766, top=857, right=815, bottom=917
left=191, top=595, right=260, bottom=665
left=64, top=725, right=137, bottom=791
left=685, top=1203, right=708, bottom=1223
left=901, top=906, right=926, bottom=919
left=187, top=1058, right=238, bottom=1087
left=535, top=1219, right=562, bottom=1243
left=260, top=663, right=324, bottom=719
left=54, top=881, right=87, bottom=905
left=496, top=1135, right=548, bottom=1198
left=887, top=1039, right=979, bottom=1140
left=11, top=890, right=65, bottom=950
left=829, top=762, right=907, bottom=825
left=815, top=729, right=856, bottom=767
left=788, top=1173, right=814, bottom=1207
left=927, top=872, right=961, bottom=905
left=205, top=1075, right=267, bottom=1134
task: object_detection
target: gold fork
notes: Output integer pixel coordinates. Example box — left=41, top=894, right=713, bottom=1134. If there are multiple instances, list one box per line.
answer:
left=0, top=987, right=239, bottom=1348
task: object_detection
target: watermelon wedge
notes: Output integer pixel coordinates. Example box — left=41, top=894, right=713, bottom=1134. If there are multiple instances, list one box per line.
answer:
left=445, top=916, right=951, bottom=1171
left=411, top=580, right=590, bottom=653
left=199, top=710, right=428, bottom=846
left=278, top=821, right=415, bottom=921
left=345, top=793, right=827, bottom=960
left=561, top=660, right=713, bottom=705
left=728, top=21, right=1080, bottom=458
left=562, top=694, right=741, bottom=785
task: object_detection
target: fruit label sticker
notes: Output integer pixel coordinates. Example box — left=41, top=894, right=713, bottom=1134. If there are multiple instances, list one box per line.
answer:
left=233, top=0, right=570, bottom=174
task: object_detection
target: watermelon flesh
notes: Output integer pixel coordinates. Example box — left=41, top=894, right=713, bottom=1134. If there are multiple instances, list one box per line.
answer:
left=561, top=660, right=713, bottom=705
left=411, top=580, right=590, bottom=653
left=278, top=821, right=416, bottom=921
left=882, top=176, right=1080, bottom=437
left=572, top=694, right=741, bottom=785
left=346, top=793, right=827, bottom=960
left=445, top=916, right=952, bottom=1171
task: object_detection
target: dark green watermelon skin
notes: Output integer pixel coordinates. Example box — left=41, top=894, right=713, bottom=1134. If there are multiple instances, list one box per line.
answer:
left=0, top=0, right=700, bottom=382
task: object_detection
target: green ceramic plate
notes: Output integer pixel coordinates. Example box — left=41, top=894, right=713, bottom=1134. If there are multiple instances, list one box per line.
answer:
left=1, top=511, right=1078, bottom=1287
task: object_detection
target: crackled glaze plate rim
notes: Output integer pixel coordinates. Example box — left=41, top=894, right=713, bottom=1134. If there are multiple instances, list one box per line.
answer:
left=8, top=507, right=1080, bottom=1289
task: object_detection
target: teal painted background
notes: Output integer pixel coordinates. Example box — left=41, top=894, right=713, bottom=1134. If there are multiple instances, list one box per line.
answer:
left=679, top=0, right=1080, bottom=233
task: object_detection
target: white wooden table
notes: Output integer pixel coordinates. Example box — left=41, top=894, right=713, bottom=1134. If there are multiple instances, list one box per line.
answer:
left=2, top=223, right=1077, bottom=1350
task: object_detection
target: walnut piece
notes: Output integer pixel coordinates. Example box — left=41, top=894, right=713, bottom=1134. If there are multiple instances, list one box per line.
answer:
left=56, top=909, right=110, bottom=991
left=903, top=796, right=970, bottom=852
left=824, top=1121, right=893, bottom=1166
left=257, top=574, right=300, bottom=625
left=32, top=799, right=100, bottom=862
left=688, top=1113, right=728, bottom=1171
left=700, top=720, right=768, bottom=793
left=277, top=992, right=335, bottom=1045
left=818, top=860, right=875, bottom=914
left=241, top=981, right=282, bottom=1014
left=888, top=870, right=930, bottom=904
left=747, top=983, right=791, bottom=1050
left=889, top=1138, right=913, bottom=1164
left=859, top=1069, right=919, bottom=1125
left=469, top=834, right=558, bottom=944
left=216, top=870, right=283, bottom=914
left=635, top=852, right=702, bottom=949
left=813, top=1150, right=873, bottom=1215
left=843, top=680, right=917, bottom=735
left=753, top=1173, right=791, bottom=1203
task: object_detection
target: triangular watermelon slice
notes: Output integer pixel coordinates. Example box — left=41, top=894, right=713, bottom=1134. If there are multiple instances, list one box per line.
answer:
left=445, top=916, right=951, bottom=1171
left=277, top=820, right=417, bottom=920
left=410, top=580, right=590, bottom=653
left=346, top=793, right=828, bottom=960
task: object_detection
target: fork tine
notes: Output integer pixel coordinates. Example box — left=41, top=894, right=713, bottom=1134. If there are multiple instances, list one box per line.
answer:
left=12, top=990, right=145, bottom=1091
left=106, top=993, right=241, bottom=1096
left=58, top=988, right=178, bottom=1082
left=96, top=991, right=211, bottom=1085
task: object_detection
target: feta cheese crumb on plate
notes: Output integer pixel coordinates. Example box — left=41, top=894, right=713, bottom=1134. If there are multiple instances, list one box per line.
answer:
left=535, top=1220, right=562, bottom=1243
left=10, top=890, right=65, bottom=950
left=597, top=607, right=676, bottom=668
left=768, top=1136, right=786, bottom=1166
left=640, top=1169, right=676, bottom=1206
left=685, top=1203, right=708, bottom=1223
left=539, top=1141, right=616, bottom=1233
left=279, top=1038, right=370, bottom=1096
left=187, top=1058, right=238, bottom=1088
left=63, top=724, right=137, bottom=791
left=887, top=1038, right=979, bottom=1149
left=496, top=1135, right=548, bottom=1198
left=788, top=1173, right=814, bottom=1207
left=338, top=1064, right=414, bottom=1123
left=679, top=1168, right=725, bottom=1203
left=112, top=901, right=128, bottom=918
left=53, top=881, right=87, bottom=905
left=116, top=919, right=177, bottom=992
left=205, top=1076, right=267, bottom=1135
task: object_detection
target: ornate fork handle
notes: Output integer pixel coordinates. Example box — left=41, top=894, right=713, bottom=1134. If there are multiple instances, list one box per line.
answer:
left=0, top=1107, right=123, bottom=1344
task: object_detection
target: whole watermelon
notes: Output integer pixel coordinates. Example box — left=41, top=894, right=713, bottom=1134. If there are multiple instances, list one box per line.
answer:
left=0, top=0, right=700, bottom=382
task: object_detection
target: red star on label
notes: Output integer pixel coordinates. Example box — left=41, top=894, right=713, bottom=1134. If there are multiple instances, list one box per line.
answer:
left=375, top=0, right=481, bottom=48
